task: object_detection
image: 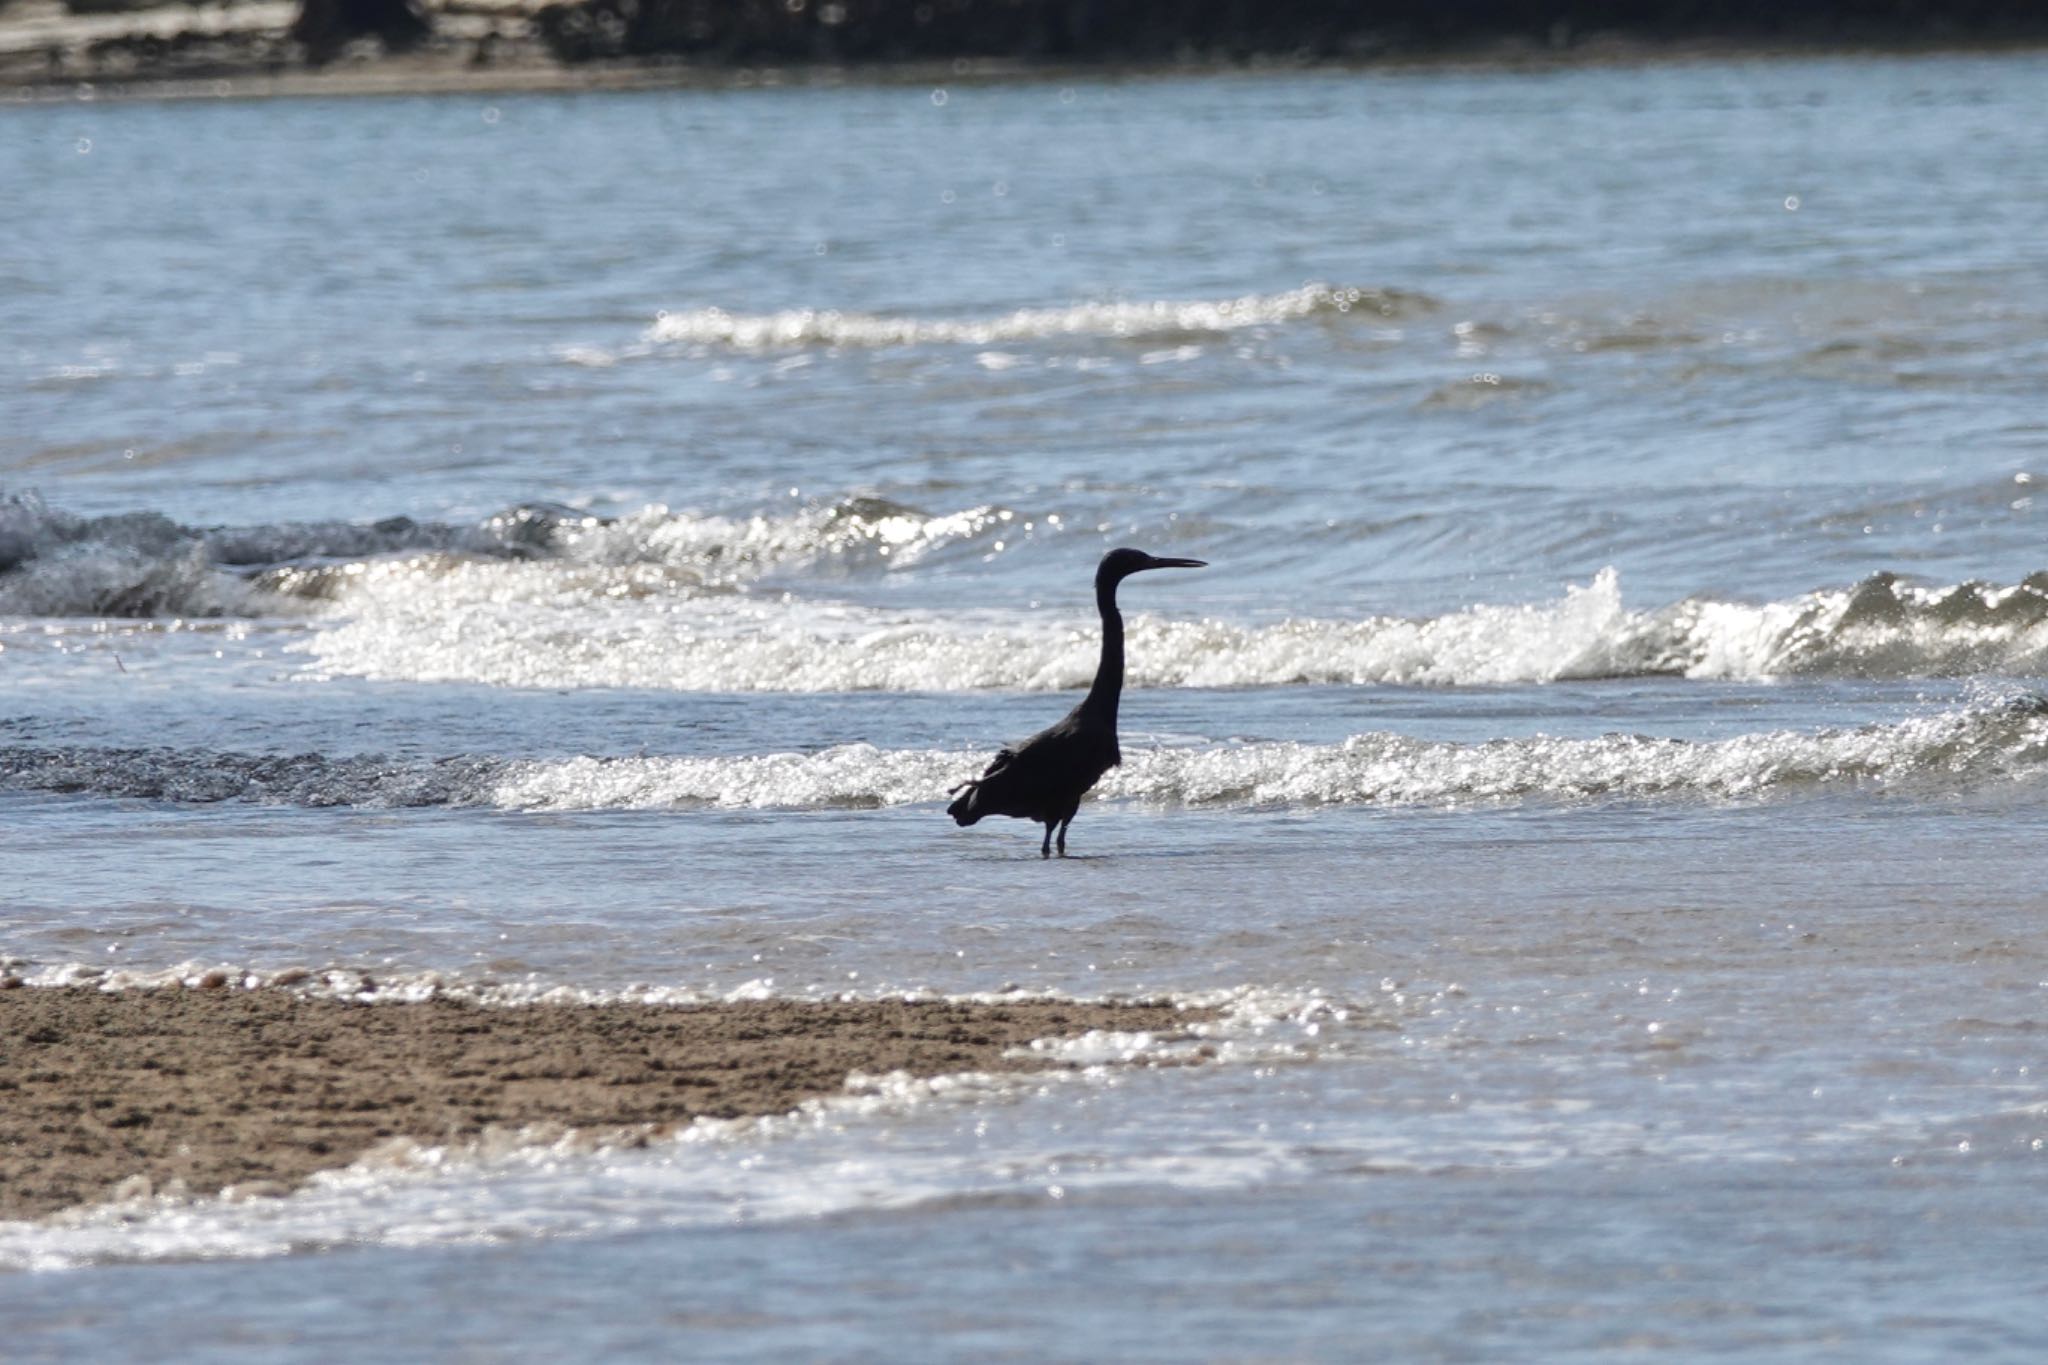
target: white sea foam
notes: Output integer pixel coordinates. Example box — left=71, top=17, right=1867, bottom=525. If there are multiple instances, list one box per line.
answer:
left=489, top=744, right=967, bottom=811
left=297, top=564, right=2048, bottom=693
left=512, top=497, right=1016, bottom=578
left=644, top=284, right=1425, bottom=350
left=484, top=702, right=2048, bottom=812
left=12, top=697, right=2039, bottom=815
left=0, top=1082, right=1300, bottom=1272
left=302, top=565, right=1639, bottom=694
left=1110, top=700, right=2046, bottom=806
left=14, top=483, right=2048, bottom=687
left=17, top=484, right=2048, bottom=691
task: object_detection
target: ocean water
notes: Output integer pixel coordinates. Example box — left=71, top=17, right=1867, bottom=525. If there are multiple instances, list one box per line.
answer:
left=4, top=52, right=2048, bottom=1358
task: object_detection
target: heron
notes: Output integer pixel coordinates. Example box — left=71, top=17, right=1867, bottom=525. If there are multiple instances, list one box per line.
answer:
left=947, top=547, right=1206, bottom=857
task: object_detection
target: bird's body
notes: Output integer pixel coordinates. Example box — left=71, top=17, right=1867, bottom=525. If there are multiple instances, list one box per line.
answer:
left=947, top=548, right=1205, bottom=857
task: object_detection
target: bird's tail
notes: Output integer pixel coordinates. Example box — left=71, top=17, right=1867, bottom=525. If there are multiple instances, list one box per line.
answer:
left=946, top=779, right=984, bottom=826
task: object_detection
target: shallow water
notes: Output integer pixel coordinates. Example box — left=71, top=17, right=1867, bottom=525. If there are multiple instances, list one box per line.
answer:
left=4, top=52, right=2048, bottom=1359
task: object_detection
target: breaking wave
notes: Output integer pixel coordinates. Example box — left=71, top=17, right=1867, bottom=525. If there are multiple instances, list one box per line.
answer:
left=14, top=490, right=2048, bottom=689
left=1111, top=698, right=2048, bottom=807
left=495, top=698, right=2048, bottom=810
left=644, top=284, right=1429, bottom=350
left=0, top=491, right=1018, bottom=619
left=7, top=696, right=2045, bottom=813
left=300, top=565, right=2048, bottom=692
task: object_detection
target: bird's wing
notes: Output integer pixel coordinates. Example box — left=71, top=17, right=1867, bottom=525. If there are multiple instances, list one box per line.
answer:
left=980, top=747, right=1017, bottom=778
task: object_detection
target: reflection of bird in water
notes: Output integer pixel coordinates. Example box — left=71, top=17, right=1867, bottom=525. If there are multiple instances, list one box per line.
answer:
left=947, top=548, right=1207, bottom=857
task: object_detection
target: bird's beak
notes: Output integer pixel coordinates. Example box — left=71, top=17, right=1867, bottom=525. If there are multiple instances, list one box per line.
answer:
left=1147, top=556, right=1207, bottom=570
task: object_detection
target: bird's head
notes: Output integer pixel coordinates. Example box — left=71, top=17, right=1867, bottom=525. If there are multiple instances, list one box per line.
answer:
left=1097, top=547, right=1208, bottom=588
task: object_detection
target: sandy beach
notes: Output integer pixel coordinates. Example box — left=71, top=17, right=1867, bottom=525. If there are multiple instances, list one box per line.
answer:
left=0, top=986, right=1209, bottom=1221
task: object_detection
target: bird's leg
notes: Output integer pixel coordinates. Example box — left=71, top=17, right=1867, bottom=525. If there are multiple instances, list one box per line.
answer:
left=1055, top=816, right=1072, bottom=857
left=1040, top=822, right=1053, bottom=859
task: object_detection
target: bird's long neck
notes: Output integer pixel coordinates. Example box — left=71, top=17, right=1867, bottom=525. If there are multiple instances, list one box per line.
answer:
left=1082, top=573, right=1125, bottom=722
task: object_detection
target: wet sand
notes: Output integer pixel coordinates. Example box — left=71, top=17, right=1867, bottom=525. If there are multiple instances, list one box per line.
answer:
left=0, top=986, right=1208, bottom=1221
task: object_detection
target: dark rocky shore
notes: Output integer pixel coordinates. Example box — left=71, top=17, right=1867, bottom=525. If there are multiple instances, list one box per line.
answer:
left=526, top=0, right=2048, bottom=67
left=4, top=0, right=2046, bottom=99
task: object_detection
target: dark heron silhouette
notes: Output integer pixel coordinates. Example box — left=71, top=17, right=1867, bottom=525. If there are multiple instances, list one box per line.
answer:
left=947, top=547, right=1206, bottom=857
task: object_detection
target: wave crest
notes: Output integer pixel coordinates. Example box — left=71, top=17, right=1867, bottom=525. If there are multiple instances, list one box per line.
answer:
left=300, top=566, right=2048, bottom=693
left=0, top=491, right=1016, bottom=619
left=15, top=489, right=2048, bottom=689
left=7, top=698, right=2043, bottom=814
left=644, top=284, right=1430, bottom=350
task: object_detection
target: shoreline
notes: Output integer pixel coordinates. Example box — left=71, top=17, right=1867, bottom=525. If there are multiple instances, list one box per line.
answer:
left=7, top=28, right=2048, bottom=105
left=0, top=985, right=1211, bottom=1222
